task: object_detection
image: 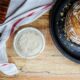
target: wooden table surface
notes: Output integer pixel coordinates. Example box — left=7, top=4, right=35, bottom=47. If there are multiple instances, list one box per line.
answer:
left=0, top=13, right=80, bottom=80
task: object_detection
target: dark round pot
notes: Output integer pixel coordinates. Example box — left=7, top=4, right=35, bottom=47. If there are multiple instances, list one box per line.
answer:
left=50, top=0, right=80, bottom=63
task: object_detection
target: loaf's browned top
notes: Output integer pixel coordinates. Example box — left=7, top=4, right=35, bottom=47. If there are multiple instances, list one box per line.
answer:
left=0, top=0, right=10, bottom=24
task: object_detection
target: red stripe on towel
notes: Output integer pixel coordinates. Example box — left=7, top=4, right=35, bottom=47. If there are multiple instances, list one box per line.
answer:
left=2, top=64, right=8, bottom=66
left=10, top=12, right=35, bottom=35
left=43, top=3, right=53, bottom=9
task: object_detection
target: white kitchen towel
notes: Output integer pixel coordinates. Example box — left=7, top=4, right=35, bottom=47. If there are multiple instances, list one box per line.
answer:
left=0, top=0, right=56, bottom=76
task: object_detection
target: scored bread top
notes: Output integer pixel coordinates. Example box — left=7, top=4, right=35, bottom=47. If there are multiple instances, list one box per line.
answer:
left=65, top=1, right=80, bottom=44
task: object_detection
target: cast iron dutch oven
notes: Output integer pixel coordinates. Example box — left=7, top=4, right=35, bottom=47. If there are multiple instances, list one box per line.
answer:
left=50, top=0, right=80, bottom=63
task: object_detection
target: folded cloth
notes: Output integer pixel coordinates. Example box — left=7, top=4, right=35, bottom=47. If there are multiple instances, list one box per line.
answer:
left=0, top=0, right=56, bottom=76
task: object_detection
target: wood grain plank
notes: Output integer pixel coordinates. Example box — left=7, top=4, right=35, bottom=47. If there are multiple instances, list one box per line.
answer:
left=0, top=0, right=10, bottom=24
left=0, top=13, right=80, bottom=79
